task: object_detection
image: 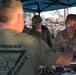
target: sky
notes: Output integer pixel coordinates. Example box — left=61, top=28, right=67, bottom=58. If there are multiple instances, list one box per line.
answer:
left=68, top=6, right=76, bottom=14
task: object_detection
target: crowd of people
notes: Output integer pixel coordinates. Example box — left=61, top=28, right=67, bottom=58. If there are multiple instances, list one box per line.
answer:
left=0, top=0, right=76, bottom=75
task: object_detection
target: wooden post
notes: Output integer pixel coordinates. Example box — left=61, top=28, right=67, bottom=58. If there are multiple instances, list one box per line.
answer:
left=64, top=8, right=68, bottom=21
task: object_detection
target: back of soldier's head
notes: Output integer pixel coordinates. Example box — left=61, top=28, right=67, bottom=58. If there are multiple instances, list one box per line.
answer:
left=0, top=0, right=23, bottom=23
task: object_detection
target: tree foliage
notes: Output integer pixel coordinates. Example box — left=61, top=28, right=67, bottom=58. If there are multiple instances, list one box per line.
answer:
left=50, top=9, right=64, bottom=18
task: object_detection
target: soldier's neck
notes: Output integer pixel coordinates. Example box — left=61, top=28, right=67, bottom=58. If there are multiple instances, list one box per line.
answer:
left=67, top=31, right=75, bottom=39
left=36, top=25, right=42, bottom=32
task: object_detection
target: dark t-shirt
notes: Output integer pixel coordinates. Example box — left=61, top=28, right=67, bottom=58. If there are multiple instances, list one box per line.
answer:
left=29, top=25, right=52, bottom=47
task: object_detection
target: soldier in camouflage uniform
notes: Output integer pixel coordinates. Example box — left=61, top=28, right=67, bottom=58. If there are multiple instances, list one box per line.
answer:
left=54, top=14, right=76, bottom=71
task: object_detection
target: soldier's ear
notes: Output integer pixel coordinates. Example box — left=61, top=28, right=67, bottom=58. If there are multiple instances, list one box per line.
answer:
left=18, top=13, right=21, bottom=25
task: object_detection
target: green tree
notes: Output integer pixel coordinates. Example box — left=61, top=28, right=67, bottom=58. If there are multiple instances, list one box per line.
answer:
left=50, top=9, right=64, bottom=18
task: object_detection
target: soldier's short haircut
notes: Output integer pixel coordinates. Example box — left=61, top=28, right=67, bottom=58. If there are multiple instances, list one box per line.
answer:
left=65, top=14, right=76, bottom=23
left=0, top=0, right=23, bottom=22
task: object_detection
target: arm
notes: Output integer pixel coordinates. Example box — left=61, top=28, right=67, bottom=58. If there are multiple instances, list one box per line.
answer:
left=56, top=48, right=73, bottom=66
left=38, top=38, right=73, bottom=67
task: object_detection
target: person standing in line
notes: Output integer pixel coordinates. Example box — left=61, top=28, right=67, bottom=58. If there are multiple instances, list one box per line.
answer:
left=60, top=24, right=65, bottom=31
left=0, top=0, right=75, bottom=75
left=29, top=15, right=53, bottom=48
left=53, top=24, right=58, bottom=38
